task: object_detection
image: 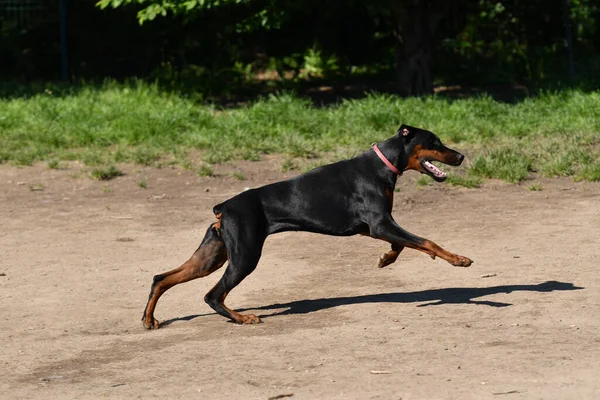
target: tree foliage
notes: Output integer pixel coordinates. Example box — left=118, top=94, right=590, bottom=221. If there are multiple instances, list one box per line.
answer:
left=1, top=0, right=598, bottom=96
left=97, top=0, right=271, bottom=25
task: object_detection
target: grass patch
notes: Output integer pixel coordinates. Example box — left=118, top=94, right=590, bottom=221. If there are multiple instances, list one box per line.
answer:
left=82, top=150, right=106, bottom=166
left=204, top=150, right=233, bottom=164
left=302, top=160, right=329, bottom=173
left=539, top=156, right=574, bottom=177
left=137, top=178, right=148, bottom=188
left=232, top=172, right=246, bottom=180
left=47, top=159, right=63, bottom=169
left=90, top=165, right=124, bottom=181
left=416, top=175, right=433, bottom=187
left=280, top=158, right=299, bottom=172
left=528, top=183, right=543, bottom=191
left=197, top=164, right=214, bottom=177
left=446, top=174, right=483, bottom=188
left=469, top=149, right=533, bottom=183
left=1, top=81, right=599, bottom=182
left=575, top=162, right=600, bottom=182
left=240, top=149, right=261, bottom=161
left=133, top=147, right=161, bottom=166
left=13, top=151, right=39, bottom=166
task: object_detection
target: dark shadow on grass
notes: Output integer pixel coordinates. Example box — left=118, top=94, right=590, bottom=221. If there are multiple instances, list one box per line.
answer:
left=0, top=79, right=529, bottom=105
left=4, top=76, right=597, bottom=106
left=160, top=280, right=582, bottom=326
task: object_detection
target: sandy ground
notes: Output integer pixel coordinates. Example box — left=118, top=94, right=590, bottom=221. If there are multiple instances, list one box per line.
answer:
left=1, top=159, right=599, bottom=400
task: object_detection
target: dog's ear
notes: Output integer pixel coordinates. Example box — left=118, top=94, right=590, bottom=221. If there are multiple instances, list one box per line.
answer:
left=397, top=125, right=414, bottom=140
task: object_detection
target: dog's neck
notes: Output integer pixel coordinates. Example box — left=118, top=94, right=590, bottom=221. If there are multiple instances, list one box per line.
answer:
left=366, top=135, right=407, bottom=187
left=376, top=135, right=407, bottom=170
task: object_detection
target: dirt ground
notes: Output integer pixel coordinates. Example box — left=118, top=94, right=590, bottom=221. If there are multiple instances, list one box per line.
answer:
left=1, top=159, right=599, bottom=400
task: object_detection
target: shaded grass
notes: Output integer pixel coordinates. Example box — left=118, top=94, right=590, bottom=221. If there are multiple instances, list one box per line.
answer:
left=1, top=81, right=599, bottom=182
left=89, top=165, right=124, bottom=180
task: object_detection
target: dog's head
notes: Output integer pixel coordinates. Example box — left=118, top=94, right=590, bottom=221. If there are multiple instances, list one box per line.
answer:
left=399, top=124, right=464, bottom=182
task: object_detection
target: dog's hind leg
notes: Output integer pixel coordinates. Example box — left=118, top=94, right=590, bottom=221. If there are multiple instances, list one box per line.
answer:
left=203, top=212, right=266, bottom=324
left=378, top=243, right=404, bottom=268
left=204, top=243, right=265, bottom=324
left=142, top=223, right=228, bottom=329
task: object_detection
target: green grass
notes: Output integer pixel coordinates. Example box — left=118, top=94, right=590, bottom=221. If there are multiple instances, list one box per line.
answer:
left=132, top=147, right=161, bottom=166
left=240, top=149, right=261, bottom=161
left=416, top=175, right=433, bottom=187
left=446, top=174, right=483, bottom=188
left=232, top=172, right=246, bottom=180
left=29, top=182, right=45, bottom=191
left=576, top=162, right=600, bottom=182
left=280, top=158, right=299, bottom=172
left=197, top=164, right=214, bottom=177
left=302, top=160, right=329, bottom=173
left=47, top=159, right=62, bottom=169
left=1, top=81, right=599, bottom=182
left=89, top=165, right=124, bottom=180
left=416, top=173, right=482, bottom=188
left=469, top=148, right=533, bottom=183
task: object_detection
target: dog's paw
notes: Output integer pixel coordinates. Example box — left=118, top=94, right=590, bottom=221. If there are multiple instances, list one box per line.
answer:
left=142, top=317, right=160, bottom=330
left=451, top=255, right=473, bottom=268
left=237, top=314, right=262, bottom=324
left=378, top=251, right=400, bottom=268
left=377, top=255, right=392, bottom=268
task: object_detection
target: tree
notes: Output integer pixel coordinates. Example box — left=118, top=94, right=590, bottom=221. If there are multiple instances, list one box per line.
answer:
left=366, top=0, right=466, bottom=95
left=98, top=0, right=469, bottom=96
left=96, top=0, right=271, bottom=25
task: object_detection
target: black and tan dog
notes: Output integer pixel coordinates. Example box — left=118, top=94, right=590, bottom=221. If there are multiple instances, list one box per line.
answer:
left=142, top=125, right=473, bottom=329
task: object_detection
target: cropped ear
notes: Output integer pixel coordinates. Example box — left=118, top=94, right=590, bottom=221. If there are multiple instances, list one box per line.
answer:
left=397, top=125, right=414, bottom=140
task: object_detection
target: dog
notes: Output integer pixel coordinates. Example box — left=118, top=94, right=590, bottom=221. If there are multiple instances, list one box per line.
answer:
left=142, top=125, right=473, bottom=328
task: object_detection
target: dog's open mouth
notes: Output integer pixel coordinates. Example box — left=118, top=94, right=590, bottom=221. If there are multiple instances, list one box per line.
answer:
left=421, top=160, right=447, bottom=182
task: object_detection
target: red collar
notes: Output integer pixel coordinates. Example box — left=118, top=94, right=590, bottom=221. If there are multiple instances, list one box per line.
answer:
left=372, top=143, right=402, bottom=175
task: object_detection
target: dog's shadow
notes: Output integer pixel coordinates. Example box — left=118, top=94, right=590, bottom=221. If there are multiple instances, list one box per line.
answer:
left=161, top=280, right=582, bottom=326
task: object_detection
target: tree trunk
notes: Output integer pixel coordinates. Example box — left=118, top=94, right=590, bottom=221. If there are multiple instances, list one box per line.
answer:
left=394, top=26, right=433, bottom=97
left=391, top=0, right=443, bottom=97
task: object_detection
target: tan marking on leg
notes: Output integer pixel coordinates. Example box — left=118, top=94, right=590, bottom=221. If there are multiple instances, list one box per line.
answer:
left=378, top=246, right=404, bottom=268
left=406, top=240, right=472, bottom=267
left=142, top=239, right=228, bottom=329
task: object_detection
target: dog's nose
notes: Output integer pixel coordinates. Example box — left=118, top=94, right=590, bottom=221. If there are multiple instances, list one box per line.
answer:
left=456, top=153, right=464, bottom=164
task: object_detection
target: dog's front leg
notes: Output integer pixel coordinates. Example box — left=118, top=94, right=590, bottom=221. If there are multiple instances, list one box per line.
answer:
left=378, top=243, right=404, bottom=268
left=370, top=217, right=473, bottom=267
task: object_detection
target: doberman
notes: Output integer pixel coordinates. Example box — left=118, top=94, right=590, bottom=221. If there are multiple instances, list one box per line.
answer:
left=142, top=125, right=473, bottom=329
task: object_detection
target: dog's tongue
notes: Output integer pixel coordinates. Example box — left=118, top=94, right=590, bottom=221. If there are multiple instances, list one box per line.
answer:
left=423, top=161, right=446, bottom=178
